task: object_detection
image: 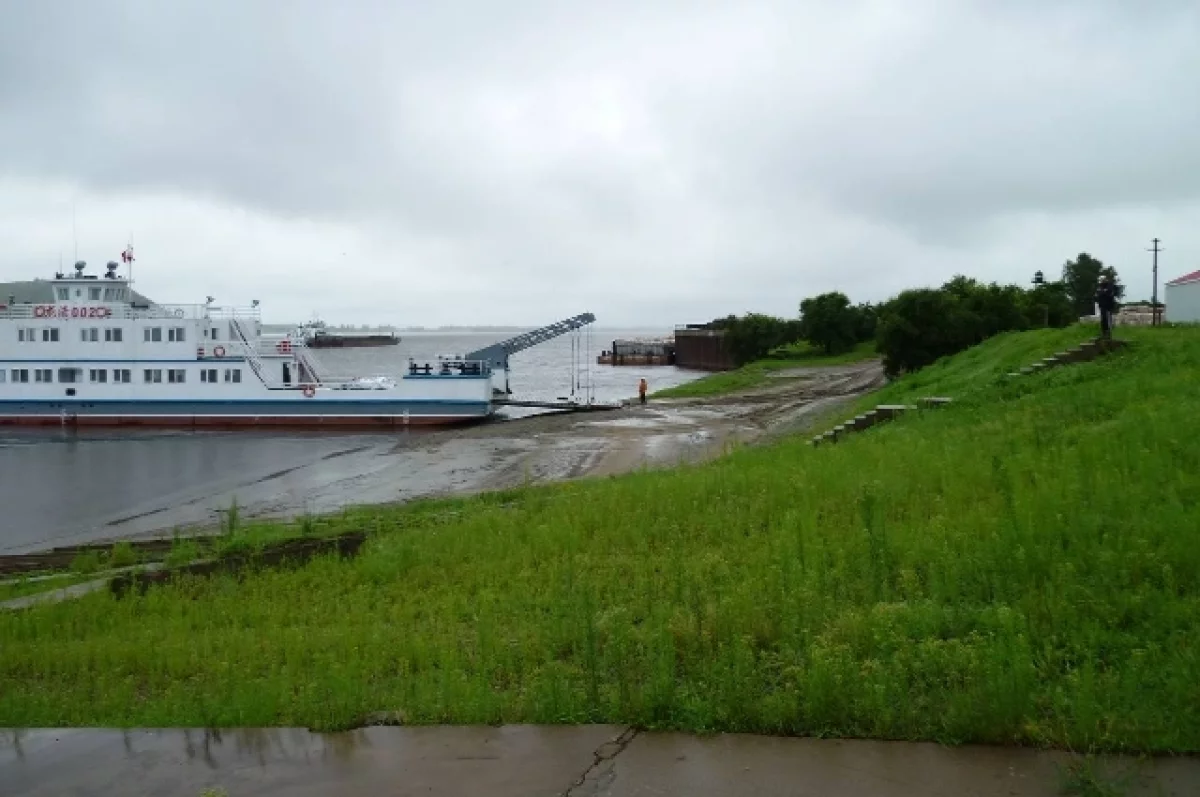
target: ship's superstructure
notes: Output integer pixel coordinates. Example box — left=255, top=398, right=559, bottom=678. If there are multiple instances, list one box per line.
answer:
left=0, top=259, right=492, bottom=427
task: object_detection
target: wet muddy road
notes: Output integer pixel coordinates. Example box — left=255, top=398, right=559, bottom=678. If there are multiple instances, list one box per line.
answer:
left=0, top=361, right=884, bottom=553
left=4, top=725, right=1196, bottom=796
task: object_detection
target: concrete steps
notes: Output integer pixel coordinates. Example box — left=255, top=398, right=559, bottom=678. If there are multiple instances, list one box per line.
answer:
left=810, top=398, right=951, bottom=447
left=1006, top=337, right=1127, bottom=378
left=813, top=338, right=1129, bottom=448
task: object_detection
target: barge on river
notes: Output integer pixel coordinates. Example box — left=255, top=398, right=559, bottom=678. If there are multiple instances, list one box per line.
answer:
left=297, top=319, right=400, bottom=348
left=0, top=259, right=493, bottom=428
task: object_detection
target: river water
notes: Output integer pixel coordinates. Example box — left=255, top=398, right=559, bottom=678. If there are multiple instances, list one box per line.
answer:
left=0, top=328, right=702, bottom=553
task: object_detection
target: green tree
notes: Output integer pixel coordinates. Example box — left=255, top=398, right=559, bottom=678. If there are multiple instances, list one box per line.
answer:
left=798, top=292, right=859, bottom=354
left=853, top=302, right=878, bottom=342
left=876, top=289, right=976, bottom=377
left=1023, top=280, right=1075, bottom=328
left=711, top=312, right=802, bottom=365
left=1062, top=253, right=1125, bottom=316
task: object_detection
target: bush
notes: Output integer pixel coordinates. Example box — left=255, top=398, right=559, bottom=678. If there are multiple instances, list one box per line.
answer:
left=875, top=275, right=1073, bottom=377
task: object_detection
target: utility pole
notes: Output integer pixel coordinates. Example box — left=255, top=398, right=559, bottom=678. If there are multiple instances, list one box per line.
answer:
left=1148, top=238, right=1163, bottom=326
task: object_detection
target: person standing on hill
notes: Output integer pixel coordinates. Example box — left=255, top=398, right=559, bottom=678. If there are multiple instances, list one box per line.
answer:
left=638, top=377, right=648, bottom=405
left=1096, top=276, right=1116, bottom=340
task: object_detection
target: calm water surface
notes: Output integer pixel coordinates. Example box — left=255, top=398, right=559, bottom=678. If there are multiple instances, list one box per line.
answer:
left=0, top=328, right=701, bottom=552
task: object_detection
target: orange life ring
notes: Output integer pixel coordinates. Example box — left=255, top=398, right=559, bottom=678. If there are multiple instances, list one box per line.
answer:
left=213, top=346, right=226, bottom=358
left=302, top=385, right=316, bottom=398
left=277, top=340, right=293, bottom=353
left=197, top=346, right=205, bottom=359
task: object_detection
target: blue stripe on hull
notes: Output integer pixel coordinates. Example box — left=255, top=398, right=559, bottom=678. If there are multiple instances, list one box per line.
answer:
left=0, top=398, right=492, bottom=421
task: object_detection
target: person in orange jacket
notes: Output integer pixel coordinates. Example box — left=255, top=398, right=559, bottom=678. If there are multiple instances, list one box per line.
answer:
left=638, top=377, right=648, bottom=404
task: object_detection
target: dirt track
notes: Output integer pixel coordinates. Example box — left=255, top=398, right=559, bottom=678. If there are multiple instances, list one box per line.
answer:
left=443, top=358, right=886, bottom=488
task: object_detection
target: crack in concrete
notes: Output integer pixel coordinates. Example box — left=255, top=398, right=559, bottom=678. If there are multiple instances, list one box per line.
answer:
left=562, top=725, right=639, bottom=797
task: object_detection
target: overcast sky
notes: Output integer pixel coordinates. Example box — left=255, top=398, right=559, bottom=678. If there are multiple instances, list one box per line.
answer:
left=1, top=0, right=1197, bottom=327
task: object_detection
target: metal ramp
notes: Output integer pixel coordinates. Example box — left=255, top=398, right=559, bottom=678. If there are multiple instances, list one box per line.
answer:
left=465, top=312, right=596, bottom=372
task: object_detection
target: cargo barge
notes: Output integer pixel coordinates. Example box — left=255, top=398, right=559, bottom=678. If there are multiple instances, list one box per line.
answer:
left=597, top=337, right=675, bottom=366
left=299, top=319, right=399, bottom=348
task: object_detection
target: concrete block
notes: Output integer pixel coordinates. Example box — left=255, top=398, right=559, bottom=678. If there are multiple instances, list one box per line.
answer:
left=874, top=404, right=910, bottom=420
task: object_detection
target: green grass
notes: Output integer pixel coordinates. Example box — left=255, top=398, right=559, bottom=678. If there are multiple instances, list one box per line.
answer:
left=1, top=327, right=1198, bottom=753
left=0, top=574, right=91, bottom=603
left=655, top=341, right=877, bottom=398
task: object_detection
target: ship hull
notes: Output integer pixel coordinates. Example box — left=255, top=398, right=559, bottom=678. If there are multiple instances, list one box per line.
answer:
left=306, top=336, right=399, bottom=348
left=0, top=398, right=491, bottom=429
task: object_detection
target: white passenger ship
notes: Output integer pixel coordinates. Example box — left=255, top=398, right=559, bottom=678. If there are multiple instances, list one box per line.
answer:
left=0, top=259, right=494, bottom=428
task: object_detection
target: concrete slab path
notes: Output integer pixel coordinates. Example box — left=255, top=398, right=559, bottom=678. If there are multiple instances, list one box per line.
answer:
left=2, top=726, right=1197, bottom=796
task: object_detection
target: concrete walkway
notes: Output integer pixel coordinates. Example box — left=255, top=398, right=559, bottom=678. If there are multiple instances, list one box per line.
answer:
left=3, top=726, right=1197, bottom=796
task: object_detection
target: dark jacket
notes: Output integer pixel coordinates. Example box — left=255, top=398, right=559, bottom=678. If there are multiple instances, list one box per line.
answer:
left=1096, top=283, right=1116, bottom=312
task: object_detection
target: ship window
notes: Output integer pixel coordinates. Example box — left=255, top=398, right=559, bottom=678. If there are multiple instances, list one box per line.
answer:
left=18, top=328, right=33, bottom=342
left=105, top=327, right=123, bottom=342
left=168, top=369, right=186, bottom=384
left=210, top=327, right=220, bottom=341
left=143, top=369, right=162, bottom=384
left=0, top=370, right=5, bottom=383
left=42, top=328, right=60, bottom=342
left=144, top=327, right=162, bottom=342
left=56, top=367, right=82, bottom=383
left=56, top=288, right=69, bottom=300
left=11, top=369, right=28, bottom=383
left=200, top=368, right=219, bottom=383
left=114, top=369, right=131, bottom=383
left=81, top=327, right=99, bottom=342
left=88, top=287, right=101, bottom=301
left=89, top=369, right=108, bottom=383
left=75, top=288, right=82, bottom=298
left=168, top=327, right=186, bottom=342
left=224, top=368, right=241, bottom=383
left=35, top=369, right=53, bottom=383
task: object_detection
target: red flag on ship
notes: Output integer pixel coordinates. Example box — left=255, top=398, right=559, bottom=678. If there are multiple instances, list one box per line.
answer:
left=121, top=246, right=135, bottom=263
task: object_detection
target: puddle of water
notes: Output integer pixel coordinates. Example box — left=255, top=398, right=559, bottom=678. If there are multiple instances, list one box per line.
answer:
left=0, top=726, right=619, bottom=797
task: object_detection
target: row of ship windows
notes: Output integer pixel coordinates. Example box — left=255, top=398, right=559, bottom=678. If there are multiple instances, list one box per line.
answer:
left=56, top=287, right=129, bottom=301
left=1, top=368, right=243, bottom=384
left=16, top=327, right=191, bottom=343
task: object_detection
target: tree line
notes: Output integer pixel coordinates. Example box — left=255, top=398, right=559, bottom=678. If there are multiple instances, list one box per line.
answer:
left=702, top=253, right=1125, bottom=376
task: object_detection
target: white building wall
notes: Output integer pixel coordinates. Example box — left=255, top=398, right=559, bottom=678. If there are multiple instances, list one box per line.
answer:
left=1165, top=281, right=1200, bottom=323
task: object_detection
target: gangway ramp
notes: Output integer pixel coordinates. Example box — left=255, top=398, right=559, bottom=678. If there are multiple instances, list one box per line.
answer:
left=465, top=312, right=595, bottom=374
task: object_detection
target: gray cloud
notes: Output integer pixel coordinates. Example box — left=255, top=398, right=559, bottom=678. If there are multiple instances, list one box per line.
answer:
left=0, top=0, right=1196, bottom=326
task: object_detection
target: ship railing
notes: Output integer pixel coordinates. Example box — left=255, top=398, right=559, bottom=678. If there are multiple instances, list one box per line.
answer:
left=130, top=304, right=261, bottom=321
left=0, top=304, right=261, bottom=321
left=402, top=358, right=493, bottom=378
left=290, top=337, right=328, bottom=385
left=229, top=317, right=274, bottom=387
left=249, top=333, right=327, bottom=377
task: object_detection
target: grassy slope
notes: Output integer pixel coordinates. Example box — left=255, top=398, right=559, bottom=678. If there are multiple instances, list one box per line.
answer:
left=2, top=327, right=1198, bottom=752
left=655, top=341, right=877, bottom=399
